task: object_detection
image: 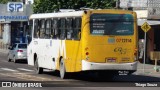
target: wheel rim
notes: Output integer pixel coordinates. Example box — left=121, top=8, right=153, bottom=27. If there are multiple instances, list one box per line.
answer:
left=35, top=59, right=39, bottom=72
left=60, top=59, right=65, bottom=78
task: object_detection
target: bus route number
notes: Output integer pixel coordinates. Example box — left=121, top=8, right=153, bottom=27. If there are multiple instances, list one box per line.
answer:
left=116, top=38, right=132, bottom=43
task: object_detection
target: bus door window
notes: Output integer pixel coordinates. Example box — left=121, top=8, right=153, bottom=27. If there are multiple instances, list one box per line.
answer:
left=39, top=19, right=45, bottom=38
left=28, top=20, right=33, bottom=44
left=34, top=19, right=40, bottom=38
left=66, top=18, right=73, bottom=40
left=73, top=17, right=81, bottom=40
left=45, top=19, right=52, bottom=39
left=60, top=18, right=66, bottom=40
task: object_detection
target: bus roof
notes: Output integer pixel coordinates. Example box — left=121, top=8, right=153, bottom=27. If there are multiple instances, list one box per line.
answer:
left=29, top=11, right=84, bottom=19
left=29, top=9, right=135, bottom=20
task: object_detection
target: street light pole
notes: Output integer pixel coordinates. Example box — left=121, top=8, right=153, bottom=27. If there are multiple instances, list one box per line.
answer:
left=116, top=0, right=120, bottom=9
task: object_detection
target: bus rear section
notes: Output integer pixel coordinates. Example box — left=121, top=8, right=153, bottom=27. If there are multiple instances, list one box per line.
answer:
left=81, top=10, right=138, bottom=75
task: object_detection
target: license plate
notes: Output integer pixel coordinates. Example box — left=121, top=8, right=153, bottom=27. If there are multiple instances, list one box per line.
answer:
left=106, top=57, right=116, bottom=63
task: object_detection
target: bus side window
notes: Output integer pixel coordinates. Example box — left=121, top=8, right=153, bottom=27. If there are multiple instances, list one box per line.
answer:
left=33, top=19, right=39, bottom=38
left=60, top=18, right=66, bottom=40
left=45, top=19, right=52, bottom=39
left=66, top=18, right=73, bottom=40
left=39, top=19, right=45, bottom=38
left=28, top=20, right=33, bottom=44
left=73, top=17, right=81, bottom=40
left=52, top=19, right=59, bottom=39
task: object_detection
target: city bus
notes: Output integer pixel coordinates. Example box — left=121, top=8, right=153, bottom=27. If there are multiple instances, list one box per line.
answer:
left=27, top=9, right=138, bottom=79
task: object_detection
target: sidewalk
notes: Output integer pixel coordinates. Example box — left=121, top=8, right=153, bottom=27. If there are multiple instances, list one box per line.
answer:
left=135, top=62, right=160, bottom=77
left=0, top=49, right=9, bottom=54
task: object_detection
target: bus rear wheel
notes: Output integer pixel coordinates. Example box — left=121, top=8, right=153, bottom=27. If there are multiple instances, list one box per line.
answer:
left=35, top=57, right=43, bottom=74
left=60, top=58, right=68, bottom=79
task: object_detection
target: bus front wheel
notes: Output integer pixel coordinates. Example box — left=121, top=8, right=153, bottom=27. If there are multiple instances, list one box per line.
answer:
left=60, top=58, right=68, bottom=79
left=35, top=57, right=43, bottom=74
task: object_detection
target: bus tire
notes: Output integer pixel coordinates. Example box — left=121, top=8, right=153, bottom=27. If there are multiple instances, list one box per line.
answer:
left=60, top=58, right=68, bottom=79
left=35, top=57, right=43, bottom=74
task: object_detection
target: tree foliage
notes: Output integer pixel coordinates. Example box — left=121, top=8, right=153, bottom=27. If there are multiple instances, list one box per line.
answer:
left=0, top=0, right=8, bottom=4
left=33, top=0, right=117, bottom=13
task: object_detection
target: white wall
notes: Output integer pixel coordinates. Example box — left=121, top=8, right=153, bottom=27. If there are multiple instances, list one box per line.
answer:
left=3, top=24, right=10, bottom=45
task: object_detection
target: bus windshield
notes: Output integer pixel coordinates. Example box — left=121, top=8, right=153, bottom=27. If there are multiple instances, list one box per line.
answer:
left=90, top=14, right=134, bottom=35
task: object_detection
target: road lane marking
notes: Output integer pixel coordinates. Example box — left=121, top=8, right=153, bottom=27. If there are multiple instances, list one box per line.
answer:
left=17, top=68, right=34, bottom=72
left=0, top=72, right=60, bottom=81
left=0, top=68, right=18, bottom=72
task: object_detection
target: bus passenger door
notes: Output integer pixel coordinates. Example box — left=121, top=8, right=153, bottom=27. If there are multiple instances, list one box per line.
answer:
left=72, top=41, right=81, bottom=72
left=36, top=39, right=46, bottom=67
left=44, top=39, right=56, bottom=70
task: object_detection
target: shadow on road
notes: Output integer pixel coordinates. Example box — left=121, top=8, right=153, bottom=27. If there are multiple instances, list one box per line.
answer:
left=40, top=71, right=160, bottom=87
left=43, top=71, right=160, bottom=82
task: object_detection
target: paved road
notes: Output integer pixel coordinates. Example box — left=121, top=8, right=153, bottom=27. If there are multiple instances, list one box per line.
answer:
left=0, top=50, right=160, bottom=89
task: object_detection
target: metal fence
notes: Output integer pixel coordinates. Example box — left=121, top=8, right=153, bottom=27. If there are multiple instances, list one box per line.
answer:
left=120, top=0, right=147, bottom=8
left=148, top=0, right=160, bottom=19
left=120, top=0, right=160, bottom=19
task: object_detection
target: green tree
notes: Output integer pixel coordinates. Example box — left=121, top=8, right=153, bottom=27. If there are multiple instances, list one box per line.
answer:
left=85, top=0, right=116, bottom=9
left=0, top=0, right=8, bottom=4
left=33, top=0, right=117, bottom=13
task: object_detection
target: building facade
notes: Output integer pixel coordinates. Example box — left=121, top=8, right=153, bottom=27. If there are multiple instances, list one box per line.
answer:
left=0, top=1, right=33, bottom=49
left=120, top=0, right=160, bottom=63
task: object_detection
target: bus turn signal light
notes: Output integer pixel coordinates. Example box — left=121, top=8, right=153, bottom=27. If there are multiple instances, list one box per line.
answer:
left=134, top=48, right=138, bottom=56
left=86, top=52, right=89, bottom=55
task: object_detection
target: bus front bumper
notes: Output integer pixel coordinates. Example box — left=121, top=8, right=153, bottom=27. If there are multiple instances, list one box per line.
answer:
left=82, top=60, right=138, bottom=71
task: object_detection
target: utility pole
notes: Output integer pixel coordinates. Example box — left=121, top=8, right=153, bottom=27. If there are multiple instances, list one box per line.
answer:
left=116, top=0, right=120, bottom=9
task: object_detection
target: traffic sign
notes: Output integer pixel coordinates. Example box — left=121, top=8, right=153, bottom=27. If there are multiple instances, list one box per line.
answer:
left=141, top=22, right=151, bottom=32
left=141, top=22, right=151, bottom=73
